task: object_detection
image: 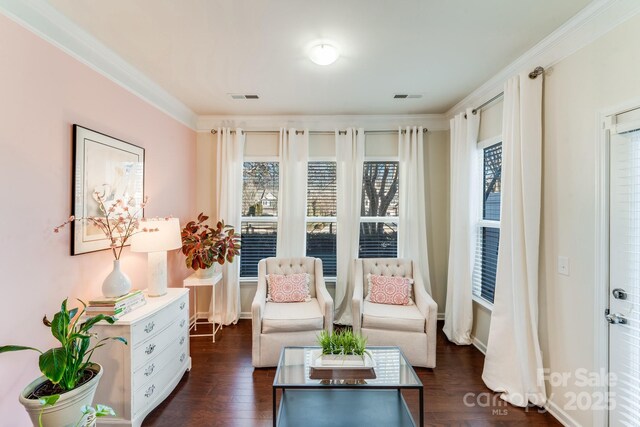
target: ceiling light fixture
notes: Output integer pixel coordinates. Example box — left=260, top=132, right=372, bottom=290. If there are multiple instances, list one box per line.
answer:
left=308, top=43, right=339, bottom=66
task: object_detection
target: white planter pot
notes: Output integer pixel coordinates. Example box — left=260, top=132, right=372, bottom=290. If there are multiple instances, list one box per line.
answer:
left=194, top=264, right=220, bottom=279
left=102, top=259, right=131, bottom=297
left=319, top=354, right=367, bottom=367
left=19, top=363, right=103, bottom=427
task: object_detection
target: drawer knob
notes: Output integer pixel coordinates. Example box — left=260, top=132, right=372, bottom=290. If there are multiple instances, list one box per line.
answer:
left=180, top=353, right=186, bottom=363
left=145, top=343, right=156, bottom=355
left=179, top=301, right=186, bottom=310
left=144, top=321, right=155, bottom=334
left=145, top=384, right=155, bottom=398
left=179, top=319, right=186, bottom=328
left=144, top=363, right=155, bottom=377
left=179, top=336, right=185, bottom=345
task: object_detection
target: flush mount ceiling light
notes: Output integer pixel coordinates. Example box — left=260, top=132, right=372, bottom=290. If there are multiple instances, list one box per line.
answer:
left=308, top=43, right=339, bottom=66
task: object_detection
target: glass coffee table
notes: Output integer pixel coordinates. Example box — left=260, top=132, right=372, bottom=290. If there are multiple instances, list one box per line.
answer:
left=273, top=346, right=423, bottom=427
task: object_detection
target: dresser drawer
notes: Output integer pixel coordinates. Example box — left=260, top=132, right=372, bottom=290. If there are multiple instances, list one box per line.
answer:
left=132, top=329, right=189, bottom=388
left=132, top=346, right=189, bottom=415
left=132, top=311, right=189, bottom=370
left=131, top=293, right=188, bottom=343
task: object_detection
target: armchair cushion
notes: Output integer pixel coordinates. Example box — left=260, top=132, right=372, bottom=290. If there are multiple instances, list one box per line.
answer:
left=266, top=273, right=311, bottom=303
left=367, top=274, right=414, bottom=306
left=362, top=301, right=425, bottom=333
left=262, top=299, right=324, bottom=334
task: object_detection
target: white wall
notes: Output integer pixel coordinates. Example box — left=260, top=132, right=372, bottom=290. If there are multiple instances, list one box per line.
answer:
left=538, top=14, right=640, bottom=426
left=466, top=13, right=640, bottom=426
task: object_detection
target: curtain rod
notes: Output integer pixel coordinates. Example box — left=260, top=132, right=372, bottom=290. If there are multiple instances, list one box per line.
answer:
left=464, top=65, right=545, bottom=118
left=210, top=128, right=428, bottom=135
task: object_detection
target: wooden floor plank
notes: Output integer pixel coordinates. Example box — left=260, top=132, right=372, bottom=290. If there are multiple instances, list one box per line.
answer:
left=143, top=320, right=560, bottom=426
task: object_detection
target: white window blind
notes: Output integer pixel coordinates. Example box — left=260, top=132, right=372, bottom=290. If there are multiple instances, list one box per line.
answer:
left=472, top=142, right=502, bottom=304
left=240, top=161, right=279, bottom=277
left=359, top=161, right=399, bottom=258
left=306, top=161, right=337, bottom=277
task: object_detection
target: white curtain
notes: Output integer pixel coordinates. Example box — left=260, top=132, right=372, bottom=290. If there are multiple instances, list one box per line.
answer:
left=443, top=110, right=480, bottom=344
left=398, top=126, right=432, bottom=295
left=334, top=128, right=365, bottom=325
left=482, top=72, right=546, bottom=407
left=214, top=128, right=245, bottom=325
left=277, top=128, right=309, bottom=257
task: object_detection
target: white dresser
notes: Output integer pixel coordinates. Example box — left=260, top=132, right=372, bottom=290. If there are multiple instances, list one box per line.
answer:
left=91, top=288, right=191, bottom=427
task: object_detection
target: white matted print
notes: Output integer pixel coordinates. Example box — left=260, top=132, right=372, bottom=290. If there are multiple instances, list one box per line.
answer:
left=72, top=125, right=144, bottom=255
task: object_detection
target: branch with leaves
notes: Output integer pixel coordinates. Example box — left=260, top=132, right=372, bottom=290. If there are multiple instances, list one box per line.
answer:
left=54, top=192, right=157, bottom=260
left=181, top=213, right=241, bottom=271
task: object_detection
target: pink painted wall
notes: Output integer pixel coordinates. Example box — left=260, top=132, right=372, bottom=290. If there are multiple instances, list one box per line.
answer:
left=0, top=14, right=197, bottom=424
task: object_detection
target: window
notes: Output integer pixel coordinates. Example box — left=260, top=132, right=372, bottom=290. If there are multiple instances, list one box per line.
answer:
left=306, top=162, right=337, bottom=276
left=472, top=142, right=502, bottom=304
left=359, top=161, right=399, bottom=258
left=240, top=161, right=279, bottom=277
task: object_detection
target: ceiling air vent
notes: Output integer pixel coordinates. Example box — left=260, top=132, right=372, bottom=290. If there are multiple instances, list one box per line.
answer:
left=394, top=94, right=422, bottom=99
left=228, top=94, right=260, bottom=100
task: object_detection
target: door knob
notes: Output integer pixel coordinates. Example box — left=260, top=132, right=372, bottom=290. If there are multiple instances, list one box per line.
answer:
left=612, top=288, right=628, bottom=300
left=605, top=313, right=627, bottom=325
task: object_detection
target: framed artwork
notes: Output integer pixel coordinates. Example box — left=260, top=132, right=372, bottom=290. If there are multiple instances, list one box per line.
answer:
left=72, top=125, right=145, bottom=255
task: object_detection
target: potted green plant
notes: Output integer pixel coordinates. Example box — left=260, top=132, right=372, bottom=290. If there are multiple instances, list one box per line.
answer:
left=316, top=330, right=371, bottom=367
left=1, top=299, right=126, bottom=427
left=181, top=213, right=241, bottom=278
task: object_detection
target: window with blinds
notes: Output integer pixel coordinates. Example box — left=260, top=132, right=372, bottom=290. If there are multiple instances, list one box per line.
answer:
left=306, top=162, right=337, bottom=276
left=240, top=161, right=279, bottom=277
left=472, top=142, right=502, bottom=304
left=359, top=161, right=399, bottom=258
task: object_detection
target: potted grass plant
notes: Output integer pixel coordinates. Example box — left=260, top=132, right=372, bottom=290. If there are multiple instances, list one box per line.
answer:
left=0, top=299, right=126, bottom=427
left=181, top=213, right=241, bottom=278
left=317, top=330, right=371, bottom=367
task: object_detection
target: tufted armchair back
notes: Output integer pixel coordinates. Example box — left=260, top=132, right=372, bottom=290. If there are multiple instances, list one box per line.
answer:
left=264, top=257, right=318, bottom=298
left=361, top=258, right=414, bottom=297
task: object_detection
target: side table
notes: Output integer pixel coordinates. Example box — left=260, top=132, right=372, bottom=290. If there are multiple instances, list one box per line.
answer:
left=182, top=271, right=223, bottom=342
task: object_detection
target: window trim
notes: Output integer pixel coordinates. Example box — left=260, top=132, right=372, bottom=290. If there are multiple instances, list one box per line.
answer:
left=240, top=160, right=280, bottom=279
left=306, top=160, right=338, bottom=279
left=472, top=138, right=503, bottom=309
left=359, top=159, right=400, bottom=258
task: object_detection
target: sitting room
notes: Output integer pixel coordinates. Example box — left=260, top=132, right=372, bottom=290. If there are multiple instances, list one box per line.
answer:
left=1, top=1, right=640, bottom=426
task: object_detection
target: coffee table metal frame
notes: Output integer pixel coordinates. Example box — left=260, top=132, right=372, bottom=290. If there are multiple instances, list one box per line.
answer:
left=272, top=346, right=424, bottom=427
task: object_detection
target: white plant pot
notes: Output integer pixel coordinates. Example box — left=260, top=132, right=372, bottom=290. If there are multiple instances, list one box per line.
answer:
left=19, top=363, right=103, bottom=427
left=102, top=259, right=131, bottom=297
left=319, top=354, right=367, bottom=367
left=194, top=264, right=220, bottom=279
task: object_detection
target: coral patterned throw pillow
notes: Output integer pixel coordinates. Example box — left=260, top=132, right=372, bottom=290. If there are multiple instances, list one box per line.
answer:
left=267, top=273, right=311, bottom=303
left=367, top=274, right=413, bottom=306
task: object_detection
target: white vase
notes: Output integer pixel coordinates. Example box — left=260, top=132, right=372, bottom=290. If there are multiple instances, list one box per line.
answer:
left=194, top=264, right=219, bottom=279
left=19, top=363, right=103, bottom=427
left=102, top=259, right=131, bottom=297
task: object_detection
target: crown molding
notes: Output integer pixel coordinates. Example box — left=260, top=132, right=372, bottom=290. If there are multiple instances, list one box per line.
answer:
left=445, top=0, right=640, bottom=118
left=0, top=0, right=197, bottom=129
left=196, top=113, right=449, bottom=133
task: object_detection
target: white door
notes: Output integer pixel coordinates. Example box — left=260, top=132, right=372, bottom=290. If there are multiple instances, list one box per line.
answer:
left=609, top=108, right=640, bottom=427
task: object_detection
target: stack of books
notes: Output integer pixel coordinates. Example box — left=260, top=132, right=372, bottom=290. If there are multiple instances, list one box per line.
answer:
left=86, top=290, right=146, bottom=316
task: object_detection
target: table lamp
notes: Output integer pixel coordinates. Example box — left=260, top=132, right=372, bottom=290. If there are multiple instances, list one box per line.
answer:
left=131, top=218, right=182, bottom=297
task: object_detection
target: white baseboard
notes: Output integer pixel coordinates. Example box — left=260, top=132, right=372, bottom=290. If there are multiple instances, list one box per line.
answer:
left=544, top=399, right=581, bottom=427
left=437, top=312, right=445, bottom=321
left=239, top=311, right=251, bottom=320
left=470, top=335, right=487, bottom=355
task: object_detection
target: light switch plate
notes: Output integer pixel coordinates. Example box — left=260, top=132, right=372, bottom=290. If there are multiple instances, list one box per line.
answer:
left=557, top=256, right=570, bottom=276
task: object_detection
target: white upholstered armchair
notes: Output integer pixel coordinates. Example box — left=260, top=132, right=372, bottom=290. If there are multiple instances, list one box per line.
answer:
left=251, top=257, right=334, bottom=367
left=352, top=258, right=437, bottom=368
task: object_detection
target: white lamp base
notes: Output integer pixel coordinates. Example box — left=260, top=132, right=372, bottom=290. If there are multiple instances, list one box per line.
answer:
left=147, top=251, right=168, bottom=297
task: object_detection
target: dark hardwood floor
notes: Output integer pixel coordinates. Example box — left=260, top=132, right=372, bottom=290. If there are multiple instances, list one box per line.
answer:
left=144, top=321, right=560, bottom=426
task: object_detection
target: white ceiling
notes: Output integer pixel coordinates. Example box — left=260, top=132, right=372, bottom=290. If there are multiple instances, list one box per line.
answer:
left=46, top=0, right=591, bottom=116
